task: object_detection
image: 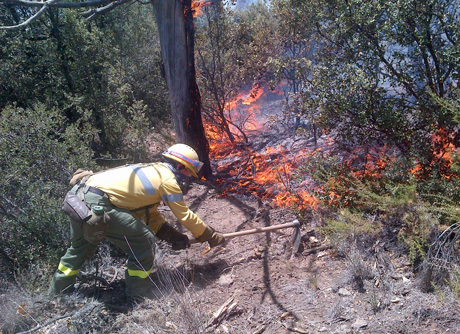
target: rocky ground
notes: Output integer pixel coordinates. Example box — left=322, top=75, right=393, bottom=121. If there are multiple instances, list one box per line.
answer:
left=151, top=183, right=460, bottom=334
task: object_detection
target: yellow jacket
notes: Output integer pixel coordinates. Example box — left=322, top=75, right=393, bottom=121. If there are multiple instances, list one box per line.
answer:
left=85, top=162, right=207, bottom=238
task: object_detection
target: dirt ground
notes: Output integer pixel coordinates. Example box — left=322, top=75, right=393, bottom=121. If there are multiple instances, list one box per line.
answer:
left=151, top=182, right=460, bottom=334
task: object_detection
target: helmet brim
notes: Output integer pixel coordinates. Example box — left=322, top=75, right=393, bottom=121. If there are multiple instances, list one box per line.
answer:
left=162, top=151, right=202, bottom=178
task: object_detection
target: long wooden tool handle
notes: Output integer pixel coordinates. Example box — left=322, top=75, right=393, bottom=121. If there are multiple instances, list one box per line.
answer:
left=190, top=220, right=300, bottom=244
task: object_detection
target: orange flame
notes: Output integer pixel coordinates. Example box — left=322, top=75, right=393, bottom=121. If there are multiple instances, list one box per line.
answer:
left=345, top=145, right=395, bottom=179
left=205, top=93, right=321, bottom=213
left=191, top=0, right=212, bottom=18
left=241, top=84, right=263, bottom=105
left=411, top=128, right=457, bottom=178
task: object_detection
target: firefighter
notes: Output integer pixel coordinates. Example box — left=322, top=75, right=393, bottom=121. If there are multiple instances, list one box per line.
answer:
left=49, top=143, right=225, bottom=299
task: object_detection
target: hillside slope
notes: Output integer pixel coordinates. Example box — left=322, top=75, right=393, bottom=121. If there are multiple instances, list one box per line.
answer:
left=3, top=180, right=460, bottom=333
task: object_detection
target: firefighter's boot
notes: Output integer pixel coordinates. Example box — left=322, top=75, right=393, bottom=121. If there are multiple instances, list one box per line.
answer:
left=48, top=271, right=76, bottom=297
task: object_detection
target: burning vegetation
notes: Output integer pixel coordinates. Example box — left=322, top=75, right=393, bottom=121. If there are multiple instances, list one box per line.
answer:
left=204, top=83, right=460, bottom=222
left=204, top=84, right=325, bottom=215
left=191, top=0, right=213, bottom=18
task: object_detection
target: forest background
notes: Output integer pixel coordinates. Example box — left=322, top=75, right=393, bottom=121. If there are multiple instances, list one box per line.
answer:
left=1, top=0, right=460, bottom=332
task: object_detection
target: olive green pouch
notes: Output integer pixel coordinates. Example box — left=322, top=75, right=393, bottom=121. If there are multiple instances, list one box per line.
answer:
left=83, top=206, right=110, bottom=245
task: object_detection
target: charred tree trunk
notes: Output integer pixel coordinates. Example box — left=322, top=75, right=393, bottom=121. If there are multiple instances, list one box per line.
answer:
left=152, top=0, right=212, bottom=177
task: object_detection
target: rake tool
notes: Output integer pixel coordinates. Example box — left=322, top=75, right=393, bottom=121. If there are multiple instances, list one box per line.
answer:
left=189, top=220, right=301, bottom=246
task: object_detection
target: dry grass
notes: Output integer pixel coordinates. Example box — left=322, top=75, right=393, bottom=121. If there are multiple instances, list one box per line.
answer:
left=0, top=241, right=210, bottom=334
left=0, top=260, right=57, bottom=334
left=421, top=222, right=460, bottom=292
left=0, top=280, right=38, bottom=334
left=109, top=250, right=207, bottom=333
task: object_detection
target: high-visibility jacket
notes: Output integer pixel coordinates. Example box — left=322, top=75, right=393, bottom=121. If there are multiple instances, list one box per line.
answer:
left=85, top=162, right=207, bottom=238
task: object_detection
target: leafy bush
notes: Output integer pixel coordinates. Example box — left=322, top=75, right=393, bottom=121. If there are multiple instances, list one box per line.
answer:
left=0, top=104, right=97, bottom=269
left=298, top=153, right=460, bottom=264
left=95, top=79, right=165, bottom=162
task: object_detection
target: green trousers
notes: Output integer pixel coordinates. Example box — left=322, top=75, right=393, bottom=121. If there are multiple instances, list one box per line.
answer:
left=49, top=184, right=156, bottom=298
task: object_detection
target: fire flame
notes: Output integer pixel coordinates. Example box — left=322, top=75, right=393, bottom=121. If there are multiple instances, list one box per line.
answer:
left=205, top=84, right=320, bottom=213
left=222, top=84, right=264, bottom=132
left=241, top=84, right=263, bottom=105
left=206, top=82, right=457, bottom=212
left=191, top=0, right=212, bottom=18
left=411, top=128, right=456, bottom=178
left=210, top=144, right=319, bottom=211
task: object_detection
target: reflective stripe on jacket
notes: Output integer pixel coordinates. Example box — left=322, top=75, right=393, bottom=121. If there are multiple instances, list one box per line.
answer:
left=85, top=162, right=207, bottom=238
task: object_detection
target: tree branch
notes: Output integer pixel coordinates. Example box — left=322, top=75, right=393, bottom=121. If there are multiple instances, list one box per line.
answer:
left=81, top=0, right=133, bottom=19
left=0, top=0, right=136, bottom=29
left=1, top=0, right=116, bottom=9
left=0, top=0, right=59, bottom=31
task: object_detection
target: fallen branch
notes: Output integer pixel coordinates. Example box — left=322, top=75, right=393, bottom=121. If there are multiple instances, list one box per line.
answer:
left=16, top=312, right=76, bottom=334
left=252, top=324, right=267, bottom=334
left=280, top=321, right=310, bottom=334
left=207, top=294, right=238, bottom=327
left=108, top=267, right=120, bottom=284
left=304, top=244, right=332, bottom=255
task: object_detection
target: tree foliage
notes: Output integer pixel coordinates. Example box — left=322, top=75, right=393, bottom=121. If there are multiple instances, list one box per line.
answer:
left=271, top=0, right=460, bottom=176
left=269, top=0, right=322, bottom=140
left=195, top=2, right=246, bottom=142
left=0, top=3, right=169, bottom=158
left=0, top=3, right=170, bottom=269
left=195, top=0, right=277, bottom=143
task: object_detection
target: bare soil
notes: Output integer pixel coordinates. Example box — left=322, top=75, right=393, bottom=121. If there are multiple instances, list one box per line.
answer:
left=154, top=182, right=460, bottom=334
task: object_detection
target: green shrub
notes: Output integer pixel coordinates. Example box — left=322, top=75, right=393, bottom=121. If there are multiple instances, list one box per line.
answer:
left=0, top=104, right=97, bottom=268
left=320, top=209, right=376, bottom=240
left=298, top=154, right=459, bottom=264
left=100, top=82, right=159, bottom=162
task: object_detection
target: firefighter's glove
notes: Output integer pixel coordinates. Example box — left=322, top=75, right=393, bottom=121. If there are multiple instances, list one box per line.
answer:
left=196, top=226, right=225, bottom=248
left=156, top=223, right=190, bottom=250
left=69, top=168, right=93, bottom=187
left=171, top=234, right=190, bottom=250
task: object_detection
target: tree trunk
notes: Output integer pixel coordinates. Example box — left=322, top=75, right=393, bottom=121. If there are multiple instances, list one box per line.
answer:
left=151, top=0, right=212, bottom=177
